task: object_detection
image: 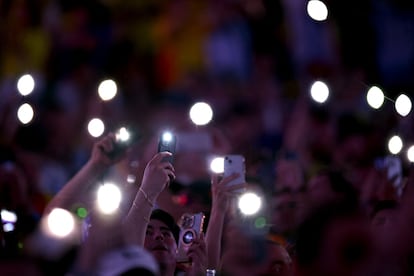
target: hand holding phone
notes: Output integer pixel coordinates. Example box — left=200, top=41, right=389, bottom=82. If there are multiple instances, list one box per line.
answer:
left=176, top=212, right=205, bottom=263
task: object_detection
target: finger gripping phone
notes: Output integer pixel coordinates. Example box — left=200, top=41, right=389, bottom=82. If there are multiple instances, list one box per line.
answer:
left=223, top=155, right=246, bottom=186
left=158, top=131, right=176, bottom=163
left=176, top=212, right=205, bottom=263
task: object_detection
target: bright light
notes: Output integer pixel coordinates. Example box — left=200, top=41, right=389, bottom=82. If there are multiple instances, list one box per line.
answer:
left=307, top=0, right=328, bottom=21
left=127, top=174, right=136, bottom=183
left=395, top=94, right=412, bottom=117
left=98, top=79, right=117, bottom=101
left=238, top=192, right=262, bottom=216
left=162, top=131, right=173, bottom=142
left=3, top=223, right=15, bottom=232
left=97, top=183, right=122, bottom=215
left=116, top=127, right=130, bottom=142
left=189, top=102, right=213, bottom=126
left=407, top=145, right=414, bottom=163
left=366, top=86, right=385, bottom=109
left=88, top=118, right=105, bottom=138
left=388, top=135, right=403, bottom=155
left=17, top=74, right=35, bottom=96
left=310, top=81, right=329, bottom=103
left=1, top=209, right=17, bottom=223
left=210, top=157, right=224, bottom=174
left=46, top=208, right=76, bottom=238
left=17, top=103, right=34, bottom=124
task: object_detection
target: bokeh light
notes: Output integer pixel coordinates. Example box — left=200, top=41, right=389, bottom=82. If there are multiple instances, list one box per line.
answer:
left=97, top=183, right=122, bottom=215
left=310, top=80, right=330, bottom=103
left=46, top=208, right=76, bottom=238
left=189, top=102, right=213, bottom=126
left=210, top=157, right=224, bottom=174
left=116, top=127, right=130, bottom=142
left=388, top=135, right=403, bottom=155
left=238, top=192, right=262, bottom=216
left=98, top=79, right=117, bottom=101
left=1, top=209, right=17, bottom=232
left=76, top=207, right=88, bottom=219
left=17, top=103, right=34, bottom=124
left=17, top=74, right=35, bottom=96
left=162, top=131, right=173, bottom=142
left=366, top=86, right=385, bottom=109
left=87, top=118, right=105, bottom=138
left=307, top=0, right=328, bottom=21
left=407, top=145, right=414, bottom=163
left=395, top=94, right=412, bottom=117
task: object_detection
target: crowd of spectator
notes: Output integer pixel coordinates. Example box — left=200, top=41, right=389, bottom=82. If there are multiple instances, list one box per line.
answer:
left=1, top=0, right=414, bottom=275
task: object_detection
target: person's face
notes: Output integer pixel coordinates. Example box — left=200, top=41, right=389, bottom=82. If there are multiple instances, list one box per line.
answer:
left=144, top=219, right=177, bottom=266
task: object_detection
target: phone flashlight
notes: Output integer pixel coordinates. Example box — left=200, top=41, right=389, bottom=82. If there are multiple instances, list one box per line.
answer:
left=108, top=126, right=136, bottom=159
left=158, top=131, right=176, bottom=163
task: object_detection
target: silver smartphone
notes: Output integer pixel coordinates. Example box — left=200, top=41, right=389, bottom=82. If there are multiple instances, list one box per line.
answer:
left=223, top=155, right=246, bottom=187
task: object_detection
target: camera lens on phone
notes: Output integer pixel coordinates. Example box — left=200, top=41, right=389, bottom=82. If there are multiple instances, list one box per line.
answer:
left=183, top=231, right=194, bottom=244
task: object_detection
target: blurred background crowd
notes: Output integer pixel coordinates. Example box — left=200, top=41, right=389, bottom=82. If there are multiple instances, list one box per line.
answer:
left=2, top=0, right=414, bottom=275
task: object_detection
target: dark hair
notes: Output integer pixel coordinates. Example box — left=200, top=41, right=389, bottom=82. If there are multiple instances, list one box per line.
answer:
left=150, top=209, right=180, bottom=243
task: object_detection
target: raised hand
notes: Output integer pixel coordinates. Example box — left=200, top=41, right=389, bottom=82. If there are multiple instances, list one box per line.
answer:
left=140, top=151, right=176, bottom=201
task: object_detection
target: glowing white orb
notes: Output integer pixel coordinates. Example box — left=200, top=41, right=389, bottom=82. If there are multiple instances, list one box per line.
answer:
left=17, top=103, right=34, bottom=124
left=307, top=0, right=328, bottom=21
left=17, top=74, right=35, bottom=96
left=189, top=102, right=213, bottom=126
left=210, top=157, right=224, bottom=174
left=98, top=79, right=117, bottom=101
left=116, top=127, right=130, bottom=142
left=1, top=209, right=17, bottom=223
left=366, top=86, right=385, bottom=109
left=395, top=94, right=412, bottom=117
left=97, top=183, right=122, bottom=215
left=162, top=131, right=173, bottom=142
left=3, top=223, right=15, bottom=232
left=388, top=135, right=403, bottom=155
left=310, top=80, right=330, bottom=103
left=407, top=145, right=414, bottom=163
left=47, top=208, right=75, bottom=238
left=238, top=192, right=262, bottom=216
left=88, top=118, right=105, bottom=138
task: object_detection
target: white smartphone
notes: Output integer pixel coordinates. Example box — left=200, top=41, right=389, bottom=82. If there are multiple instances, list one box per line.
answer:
left=223, top=155, right=246, bottom=187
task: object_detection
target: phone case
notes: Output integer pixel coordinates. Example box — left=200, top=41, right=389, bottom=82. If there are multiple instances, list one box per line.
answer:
left=176, top=213, right=205, bottom=263
left=223, top=155, right=246, bottom=186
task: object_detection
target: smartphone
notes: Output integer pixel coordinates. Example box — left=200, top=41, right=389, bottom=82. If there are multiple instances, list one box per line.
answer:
left=158, top=131, right=176, bottom=163
left=223, top=155, right=246, bottom=187
left=176, top=212, right=205, bottom=263
left=108, top=127, right=137, bottom=159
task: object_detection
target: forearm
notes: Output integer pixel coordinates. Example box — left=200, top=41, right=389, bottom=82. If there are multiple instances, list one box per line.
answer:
left=123, top=187, right=157, bottom=246
left=205, top=206, right=226, bottom=269
left=44, top=160, right=108, bottom=214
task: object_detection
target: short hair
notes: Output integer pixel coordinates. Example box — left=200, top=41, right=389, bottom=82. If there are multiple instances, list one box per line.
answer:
left=150, top=209, right=180, bottom=243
